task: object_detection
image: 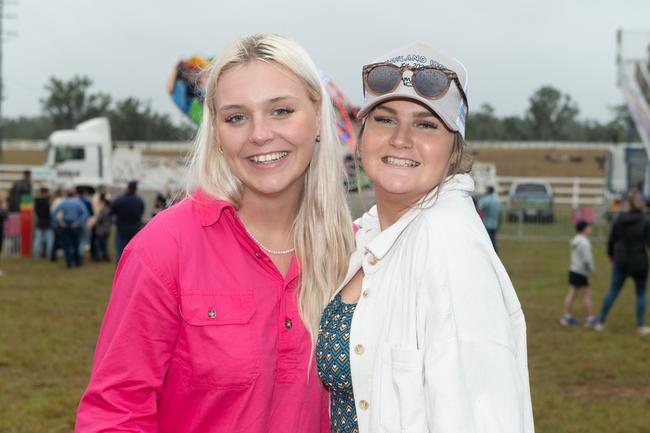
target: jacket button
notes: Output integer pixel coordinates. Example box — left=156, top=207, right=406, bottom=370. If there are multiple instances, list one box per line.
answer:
left=354, top=344, right=365, bottom=355
left=362, top=290, right=369, bottom=298
left=359, top=400, right=369, bottom=410
left=284, top=318, right=293, bottom=329
left=207, top=309, right=217, bottom=319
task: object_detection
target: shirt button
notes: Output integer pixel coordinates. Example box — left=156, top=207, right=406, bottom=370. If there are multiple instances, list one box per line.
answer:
left=254, top=252, right=262, bottom=259
left=207, top=309, right=217, bottom=319
left=368, top=256, right=378, bottom=265
left=354, top=344, right=365, bottom=355
left=362, top=290, right=369, bottom=298
left=359, top=400, right=369, bottom=410
left=284, top=318, right=293, bottom=329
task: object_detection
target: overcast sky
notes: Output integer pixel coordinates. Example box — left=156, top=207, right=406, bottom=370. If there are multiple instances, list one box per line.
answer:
left=3, top=0, right=650, bottom=125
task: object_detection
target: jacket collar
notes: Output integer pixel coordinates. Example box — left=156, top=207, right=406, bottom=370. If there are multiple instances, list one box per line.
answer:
left=192, top=188, right=236, bottom=227
left=360, top=174, right=474, bottom=261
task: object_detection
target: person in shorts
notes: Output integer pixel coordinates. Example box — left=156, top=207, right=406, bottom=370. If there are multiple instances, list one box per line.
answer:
left=561, top=220, right=596, bottom=326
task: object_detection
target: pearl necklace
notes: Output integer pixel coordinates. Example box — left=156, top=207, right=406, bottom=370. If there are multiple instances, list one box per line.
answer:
left=242, top=222, right=295, bottom=255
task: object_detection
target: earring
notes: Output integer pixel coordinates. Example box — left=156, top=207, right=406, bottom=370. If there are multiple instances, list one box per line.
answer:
left=315, top=134, right=321, bottom=143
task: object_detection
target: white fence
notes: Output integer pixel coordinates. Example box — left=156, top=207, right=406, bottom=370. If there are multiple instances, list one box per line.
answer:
left=496, top=176, right=607, bottom=207
left=493, top=176, right=611, bottom=242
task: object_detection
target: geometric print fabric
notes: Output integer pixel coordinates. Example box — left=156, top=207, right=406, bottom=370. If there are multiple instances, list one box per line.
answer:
left=316, top=293, right=359, bottom=433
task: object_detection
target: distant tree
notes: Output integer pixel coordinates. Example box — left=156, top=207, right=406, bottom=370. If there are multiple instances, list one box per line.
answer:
left=3, top=116, right=54, bottom=139
left=40, top=75, right=112, bottom=129
left=149, top=113, right=196, bottom=141
left=525, top=86, right=579, bottom=140
left=109, top=97, right=152, bottom=141
left=109, top=97, right=196, bottom=141
left=466, top=103, right=504, bottom=140
left=500, top=116, right=531, bottom=140
left=605, top=104, right=640, bottom=143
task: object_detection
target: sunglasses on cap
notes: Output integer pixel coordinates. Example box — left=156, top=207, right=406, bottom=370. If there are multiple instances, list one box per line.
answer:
left=362, top=62, right=468, bottom=108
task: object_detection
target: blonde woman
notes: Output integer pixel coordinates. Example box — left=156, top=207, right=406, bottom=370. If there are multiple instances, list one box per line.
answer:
left=76, top=33, right=354, bottom=433
left=316, top=43, right=534, bottom=433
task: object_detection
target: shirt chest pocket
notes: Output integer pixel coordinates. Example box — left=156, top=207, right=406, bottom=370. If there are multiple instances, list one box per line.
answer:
left=379, top=347, right=427, bottom=433
left=179, top=292, right=260, bottom=390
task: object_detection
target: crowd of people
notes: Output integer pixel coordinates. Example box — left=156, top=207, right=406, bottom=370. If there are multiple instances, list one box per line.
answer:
left=0, top=172, right=157, bottom=271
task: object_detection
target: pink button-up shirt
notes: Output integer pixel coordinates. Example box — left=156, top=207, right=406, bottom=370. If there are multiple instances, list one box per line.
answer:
left=76, top=190, right=330, bottom=433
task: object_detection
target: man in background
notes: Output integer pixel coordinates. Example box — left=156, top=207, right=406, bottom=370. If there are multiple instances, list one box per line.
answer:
left=8, top=170, right=32, bottom=212
left=51, top=187, right=89, bottom=269
left=478, top=185, right=501, bottom=253
left=110, top=181, right=144, bottom=264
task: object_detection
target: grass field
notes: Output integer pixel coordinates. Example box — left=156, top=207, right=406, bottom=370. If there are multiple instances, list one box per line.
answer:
left=1, top=239, right=649, bottom=433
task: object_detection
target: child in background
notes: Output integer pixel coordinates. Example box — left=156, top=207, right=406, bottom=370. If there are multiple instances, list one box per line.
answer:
left=561, top=220, right=597, bottom=327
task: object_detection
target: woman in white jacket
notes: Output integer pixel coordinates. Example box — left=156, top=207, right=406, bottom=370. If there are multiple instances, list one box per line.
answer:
left=316, top=43, right=535, bottom=433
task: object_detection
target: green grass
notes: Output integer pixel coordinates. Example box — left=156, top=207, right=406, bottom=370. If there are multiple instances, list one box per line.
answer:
left=0, top=258, right=114, bottom=433
left=506, top=241, right=650, bottom=433
left=1, top=240, right=649, bottom=433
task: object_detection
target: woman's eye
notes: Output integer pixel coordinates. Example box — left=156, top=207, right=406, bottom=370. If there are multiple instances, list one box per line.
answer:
left=373, top=116, right=395, bottom=125
left=417, top=121, right=438, bottom=129
left=272, top=107, right=295, bottom=116
left=224, top=114, right=246, bottom=124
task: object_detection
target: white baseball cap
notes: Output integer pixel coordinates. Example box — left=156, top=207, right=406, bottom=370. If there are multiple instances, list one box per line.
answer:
left=358, top=42, right=469, bottom=138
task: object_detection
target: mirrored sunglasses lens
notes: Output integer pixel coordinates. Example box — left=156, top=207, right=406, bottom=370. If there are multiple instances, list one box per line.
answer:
left=367, top=66, right=401, bottom=94
left=414, top=69, right=449, bottom=97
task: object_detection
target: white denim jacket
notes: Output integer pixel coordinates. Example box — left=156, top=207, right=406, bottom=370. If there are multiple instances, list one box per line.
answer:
left=333, top=174, right=534, bottom=433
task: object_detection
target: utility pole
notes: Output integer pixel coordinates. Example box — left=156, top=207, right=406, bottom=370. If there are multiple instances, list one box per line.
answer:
left=0, top=0, right=17, bottom=160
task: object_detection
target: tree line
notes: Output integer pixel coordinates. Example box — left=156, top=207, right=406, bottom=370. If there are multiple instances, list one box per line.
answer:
left=3, top=75, right=195, bottom=141
left=465, top=86, right=638, bottom=142
left=1, top=76, right=640, bottom=143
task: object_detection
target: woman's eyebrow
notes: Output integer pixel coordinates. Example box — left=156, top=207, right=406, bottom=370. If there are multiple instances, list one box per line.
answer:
left=218, top=96, right=297, bottom=112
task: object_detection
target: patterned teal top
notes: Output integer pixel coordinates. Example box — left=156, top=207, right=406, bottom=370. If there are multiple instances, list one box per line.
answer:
left=316, top=293, right=359, bottom=433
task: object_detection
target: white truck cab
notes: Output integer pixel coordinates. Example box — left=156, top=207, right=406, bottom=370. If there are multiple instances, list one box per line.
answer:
left=45, top=117, right=113, bottom=188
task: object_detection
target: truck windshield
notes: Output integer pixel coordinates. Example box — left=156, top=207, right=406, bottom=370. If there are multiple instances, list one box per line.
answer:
left=514, top=184, right=549, bottom=198
left=55, top=146, right=85, bottom=163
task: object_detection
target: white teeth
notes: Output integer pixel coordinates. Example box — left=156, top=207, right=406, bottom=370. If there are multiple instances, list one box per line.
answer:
left=249, top=151, right=289, bottom=164
left=383, top=156, right=420, bottom=167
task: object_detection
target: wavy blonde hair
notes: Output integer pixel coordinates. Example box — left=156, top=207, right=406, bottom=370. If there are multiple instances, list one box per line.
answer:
left=186, top=33, right=355, bottom=348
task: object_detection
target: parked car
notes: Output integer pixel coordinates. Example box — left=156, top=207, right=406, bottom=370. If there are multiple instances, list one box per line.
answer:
left=507, top=180, right=554, bottom=223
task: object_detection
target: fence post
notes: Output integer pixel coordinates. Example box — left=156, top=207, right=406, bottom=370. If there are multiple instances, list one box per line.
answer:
left=572, top=177, right=580, bottom=210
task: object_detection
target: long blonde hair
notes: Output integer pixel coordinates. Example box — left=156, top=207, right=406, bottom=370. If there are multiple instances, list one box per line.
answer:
left=186, top=33, right=355, bottom=348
